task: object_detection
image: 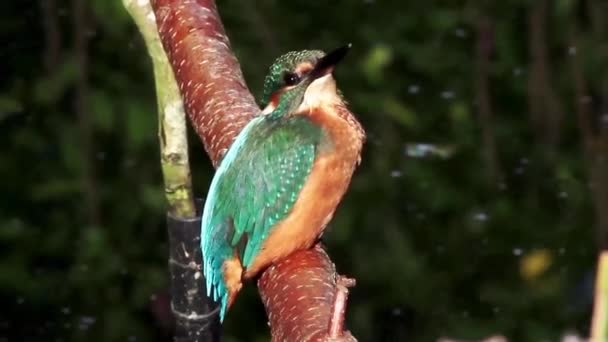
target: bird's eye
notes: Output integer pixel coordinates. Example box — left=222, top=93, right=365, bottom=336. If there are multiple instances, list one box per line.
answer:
left=283, top=72, right=300, bottom=86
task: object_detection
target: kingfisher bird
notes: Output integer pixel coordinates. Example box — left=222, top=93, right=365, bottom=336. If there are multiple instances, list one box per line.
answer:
left=200, top=45, right=365, bottom=321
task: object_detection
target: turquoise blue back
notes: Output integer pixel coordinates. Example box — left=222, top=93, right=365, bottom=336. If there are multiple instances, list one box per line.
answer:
left=200, top=115, right=322, bottom=321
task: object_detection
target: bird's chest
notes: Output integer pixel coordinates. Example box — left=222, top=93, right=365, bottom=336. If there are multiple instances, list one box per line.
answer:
left=308, top=105, right=364, bottom=216
left=243, top=105, right=364, bottom=277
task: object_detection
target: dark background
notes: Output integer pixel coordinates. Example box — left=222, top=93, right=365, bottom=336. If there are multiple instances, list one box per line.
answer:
left=1, top=0, right=606, bottom=341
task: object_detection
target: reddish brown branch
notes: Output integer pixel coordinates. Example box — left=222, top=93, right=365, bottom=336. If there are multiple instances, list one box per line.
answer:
left=258, top=244, right=356, bottom=342
left=151, top=0, right=356, bottom=340
left=152, top=0, right=259, bottom=166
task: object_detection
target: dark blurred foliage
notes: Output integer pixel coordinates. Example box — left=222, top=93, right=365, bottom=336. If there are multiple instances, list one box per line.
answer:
left=1, top=0, right=607, bottom=341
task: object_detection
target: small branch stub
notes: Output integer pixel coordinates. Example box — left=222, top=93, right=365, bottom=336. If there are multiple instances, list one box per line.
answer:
left=328, top=276, right=356, bottom=339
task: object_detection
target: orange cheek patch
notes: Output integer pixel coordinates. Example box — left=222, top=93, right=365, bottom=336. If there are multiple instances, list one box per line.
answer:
left=295, top=63, right=313, bottom=75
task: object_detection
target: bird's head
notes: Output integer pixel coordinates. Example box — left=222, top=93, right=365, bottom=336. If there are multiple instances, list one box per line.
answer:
left=260, top=45, right=351, bottom=117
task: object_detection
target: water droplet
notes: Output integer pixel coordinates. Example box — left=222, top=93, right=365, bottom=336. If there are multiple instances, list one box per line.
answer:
left=390, top=170, right=402, bottom=178
left=80, top=316, right=96, bottom=325
left=61, top=307, right=71, bottom=315
left=16, top=297, right=24, bottom=304
left=513, top=248, right=524, bottom=256
left=124, top=158, right=136, bottom=168
left=558, top=247, right=566, bottom=255
left=440, top=90, right=455, bottom=100
left=472, top=211, right=489, bottom=222
left=454, top=28, right=467, bottom=38
left=408, top=84, right=420, bottom=94
left=568, top=46, right=577, bottom=55
left=559, top=191, right=568, bottom=199
left=513, top=67, right=523, bottom=76
left=404, top=143, right=455, bottom=159
left=79, top=316, right=96, bottom=331
left=96, top=152, right=106, bottom=161
left=601, top=113, right=608, bottom=126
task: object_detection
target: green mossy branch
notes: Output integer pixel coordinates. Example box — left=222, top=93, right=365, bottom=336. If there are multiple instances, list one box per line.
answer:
left=592, top=251, right=608, bottom=339
left=122, top=0, right=196, bottom=219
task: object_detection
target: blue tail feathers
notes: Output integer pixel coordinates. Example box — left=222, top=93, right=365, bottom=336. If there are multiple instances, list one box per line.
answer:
left=201, top=219, right=233, bottom=322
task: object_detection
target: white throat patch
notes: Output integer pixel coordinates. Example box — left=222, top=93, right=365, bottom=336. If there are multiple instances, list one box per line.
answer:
left=298, top=74, right=340, bottom=113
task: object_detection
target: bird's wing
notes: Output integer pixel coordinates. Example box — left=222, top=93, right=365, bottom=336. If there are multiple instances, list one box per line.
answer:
left=200, top=115, right=321, bottom=318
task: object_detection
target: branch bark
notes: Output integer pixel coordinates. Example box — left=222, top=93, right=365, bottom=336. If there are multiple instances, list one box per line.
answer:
left=149, top=0, right=356, bottom=340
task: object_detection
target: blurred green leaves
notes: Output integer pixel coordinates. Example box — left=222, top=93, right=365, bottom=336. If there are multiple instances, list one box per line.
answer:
left=362, top=44, right=393, bottom=84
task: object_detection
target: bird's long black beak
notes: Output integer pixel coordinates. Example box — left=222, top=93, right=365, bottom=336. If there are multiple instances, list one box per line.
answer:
left=309, top=44, right=351, bottom=80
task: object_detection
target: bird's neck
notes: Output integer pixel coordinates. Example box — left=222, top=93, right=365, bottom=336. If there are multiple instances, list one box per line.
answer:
left=298, top=74, right=342, bottom=114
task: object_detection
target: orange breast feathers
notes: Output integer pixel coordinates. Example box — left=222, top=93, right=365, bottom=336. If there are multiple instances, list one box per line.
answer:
left=244, top=103, right=365, bottom=278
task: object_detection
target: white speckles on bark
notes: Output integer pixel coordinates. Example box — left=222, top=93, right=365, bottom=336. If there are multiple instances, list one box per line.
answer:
left=152, top=0, right=259, bottom=166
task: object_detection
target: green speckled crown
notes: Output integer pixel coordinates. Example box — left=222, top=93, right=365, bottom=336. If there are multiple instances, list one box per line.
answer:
left=260, top=50, right=325, bottom=108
